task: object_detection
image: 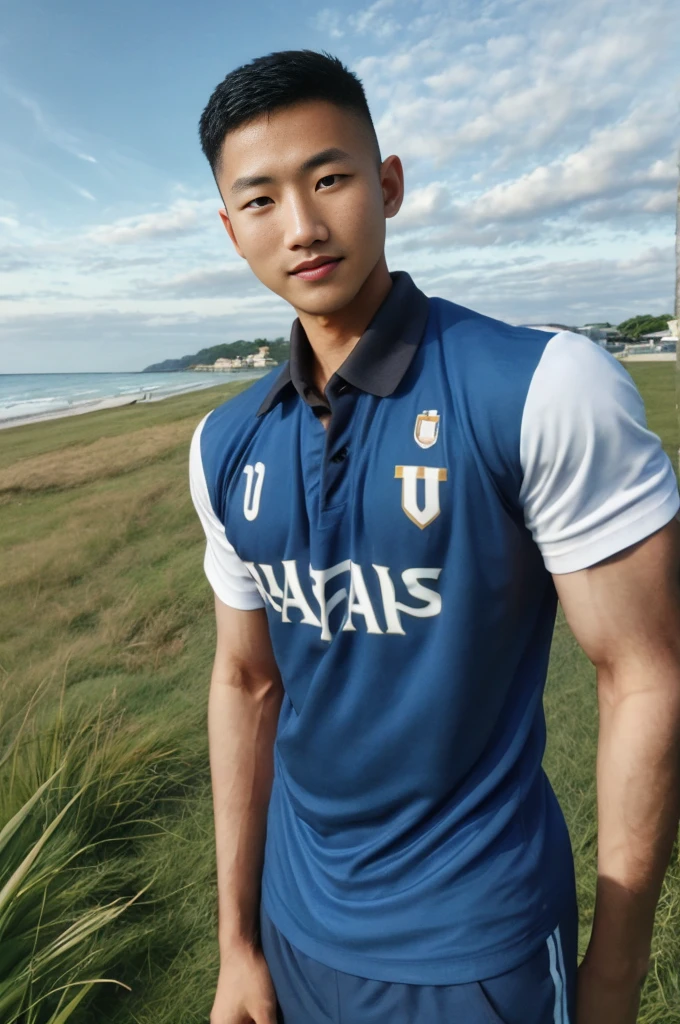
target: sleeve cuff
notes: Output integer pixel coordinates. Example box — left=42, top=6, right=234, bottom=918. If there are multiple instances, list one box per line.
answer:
left=544, top=484, right=680, bottom=574
left=204, top=551, right=266, bottom=610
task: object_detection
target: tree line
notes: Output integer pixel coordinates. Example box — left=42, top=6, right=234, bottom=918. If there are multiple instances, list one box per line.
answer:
left=143, top=338, right=290, bottom=372
left=616, top=314, right=674, bottom=341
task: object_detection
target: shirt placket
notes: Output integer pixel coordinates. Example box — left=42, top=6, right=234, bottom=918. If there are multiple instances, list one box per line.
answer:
left=319, top=378, right=355, bottom=523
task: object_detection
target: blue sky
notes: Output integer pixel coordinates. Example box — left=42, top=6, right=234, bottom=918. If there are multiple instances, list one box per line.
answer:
left=0, top=0, right=678, bottom=372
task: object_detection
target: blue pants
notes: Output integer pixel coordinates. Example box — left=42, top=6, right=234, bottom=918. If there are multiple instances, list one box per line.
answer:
left=260, top=903, right=577, bottom=1024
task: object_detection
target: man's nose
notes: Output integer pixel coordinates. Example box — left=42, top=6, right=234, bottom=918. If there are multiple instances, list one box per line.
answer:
left=283, top=195, right=329, bottom=249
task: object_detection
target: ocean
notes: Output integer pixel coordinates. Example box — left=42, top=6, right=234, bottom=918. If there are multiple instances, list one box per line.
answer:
left=0, top=371, right=268, bottom=425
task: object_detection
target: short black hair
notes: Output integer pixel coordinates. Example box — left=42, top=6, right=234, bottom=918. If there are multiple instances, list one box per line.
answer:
left=199, top=49, right=380, bottom=175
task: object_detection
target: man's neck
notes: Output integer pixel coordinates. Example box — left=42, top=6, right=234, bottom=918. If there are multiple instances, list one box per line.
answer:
left=295, top=257, right=393, bottom=395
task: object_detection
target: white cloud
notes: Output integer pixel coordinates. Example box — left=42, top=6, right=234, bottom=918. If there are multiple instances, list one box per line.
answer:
left=314, top=0, right=400, bottom=40
left=415, top=246, right=674, bottom=324
left=1, top=81, right=97, bottom=163
left=642, top=192, right=676, bottom=214
left=312, top=9, right=346, bottom=38
left=355, top=0, right=678, bottom=179
left=134, top=264, right=261, bottom=298
left=424, top=63, right=479, bottom=93
left=349, top=0, right=400, bottom=38
left=466, top=108, right=673, bottom=223
left=386, top=106, right=675, bottom=249
left=397, top=182, right=451, bottom=228
left=86, top=199, right=215, bottom=245
left=646, top=157, right=678, bottom=184
left=358, top=0, right=680, bottom=251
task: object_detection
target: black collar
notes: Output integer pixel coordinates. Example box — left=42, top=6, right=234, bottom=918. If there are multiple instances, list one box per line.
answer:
left=256, top=271, right=429, bottom=417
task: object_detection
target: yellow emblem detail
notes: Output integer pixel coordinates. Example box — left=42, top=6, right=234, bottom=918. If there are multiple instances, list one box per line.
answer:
left=395, top=466, right=447, bottom=529
left=414, top=409, right=440, bottom=449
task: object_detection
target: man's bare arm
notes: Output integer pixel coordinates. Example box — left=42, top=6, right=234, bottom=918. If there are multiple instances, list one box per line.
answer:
left=553, top=517, right=680, bottom=1020
left=206, top=596, right=284, bottom=1024
left=209, top=595, right=283, bottom=954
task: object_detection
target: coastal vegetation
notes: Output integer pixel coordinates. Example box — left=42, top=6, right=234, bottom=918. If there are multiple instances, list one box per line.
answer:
left=0, top=364, right=678, bottom=1022
left=617, top=314, right=675, bottom=341
left=143, top=338, right=290, bottom=373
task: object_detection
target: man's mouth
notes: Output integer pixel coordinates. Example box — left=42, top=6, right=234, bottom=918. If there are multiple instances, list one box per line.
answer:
left=290, top=257, right=343, bottom=281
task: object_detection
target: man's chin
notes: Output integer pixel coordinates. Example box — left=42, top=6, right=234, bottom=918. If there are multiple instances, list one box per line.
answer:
left=284, top=281, right=365, bottom=318
left=294, top=299, right=354, bottom=317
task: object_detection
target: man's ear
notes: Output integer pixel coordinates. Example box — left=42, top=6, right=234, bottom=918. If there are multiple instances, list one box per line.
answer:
left=380, top=155, right=404, bottom=220
left=218, top=208, right=246, bottom=259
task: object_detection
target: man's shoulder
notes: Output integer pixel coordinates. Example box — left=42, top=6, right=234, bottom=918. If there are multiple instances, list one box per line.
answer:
left=192, top=365, right=287, bottom=483
left=426, top=294, right=560, bottom=350
left=417, top=300, right=587, bottom=487
left=208, top=364, right=287, bottom=426
left=423, top=295, right=568, bottom=403
left=200, top=364, right=284, bottom=441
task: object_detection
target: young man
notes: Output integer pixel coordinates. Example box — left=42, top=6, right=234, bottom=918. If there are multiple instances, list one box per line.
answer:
left=190, top=50, right=680, bottom=1024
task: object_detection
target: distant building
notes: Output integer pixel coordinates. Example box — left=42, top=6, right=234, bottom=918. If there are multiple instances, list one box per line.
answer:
left=640, top=330, right=674, bottom=341
left=577, top=325, right=622, bottom=344
left=511, top=319, right=676, bottom=361
left=243, top=345, right=276, bottom=369
left=214, top=356, right=244, bottom=369
left=193, top=345, right=278, bottom=372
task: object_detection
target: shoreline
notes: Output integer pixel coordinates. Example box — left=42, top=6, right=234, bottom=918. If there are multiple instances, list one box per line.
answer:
left=0, top=378, right=240, bottom=432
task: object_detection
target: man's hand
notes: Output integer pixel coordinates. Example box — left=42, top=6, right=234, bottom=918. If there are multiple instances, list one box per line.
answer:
left=210, top=941, right=279, bottom=1024
left=576, top=958, right=644, bottom=1024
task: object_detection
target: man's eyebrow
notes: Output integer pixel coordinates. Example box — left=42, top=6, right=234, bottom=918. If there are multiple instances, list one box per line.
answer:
left=230, top=174, right=274, bottom=196
left=229, top=149, right=353, bottom=196
left=300, top=147, right=352, bottom=172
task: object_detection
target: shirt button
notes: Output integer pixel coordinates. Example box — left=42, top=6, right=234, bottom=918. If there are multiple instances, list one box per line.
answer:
left=331, top=446, right=348, bottom=463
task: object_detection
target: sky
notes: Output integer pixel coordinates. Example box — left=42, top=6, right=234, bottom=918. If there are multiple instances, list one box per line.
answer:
left=0, top=0, right=678, bottom=373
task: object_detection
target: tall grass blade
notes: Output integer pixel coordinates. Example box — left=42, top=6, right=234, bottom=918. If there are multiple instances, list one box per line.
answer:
left=0, top=765, right=64, bottom=856
left=47, top=981, right=94, bottom=1024
left=0, top=784, right=85, bottom=916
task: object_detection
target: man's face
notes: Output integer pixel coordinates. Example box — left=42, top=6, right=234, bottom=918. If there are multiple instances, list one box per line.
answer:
left=215, top=100, right=402, bottom=315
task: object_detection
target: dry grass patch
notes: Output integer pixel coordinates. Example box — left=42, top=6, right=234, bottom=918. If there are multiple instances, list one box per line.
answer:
left=2, top=481, right=175, bottom=593
left=0, top=422, right=193, bottom=495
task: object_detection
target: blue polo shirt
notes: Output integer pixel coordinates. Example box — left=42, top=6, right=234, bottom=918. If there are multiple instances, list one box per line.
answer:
left=189, top=272, right=679, bottom=984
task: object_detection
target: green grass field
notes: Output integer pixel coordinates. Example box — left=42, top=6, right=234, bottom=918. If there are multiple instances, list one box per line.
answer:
left=0, top=362, right=678, bottom=1022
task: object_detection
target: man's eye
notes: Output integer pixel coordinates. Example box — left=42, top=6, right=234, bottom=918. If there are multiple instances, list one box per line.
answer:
left=246, top=196, right=272, bottom=209
left=317, top=174, right=344, bottom=189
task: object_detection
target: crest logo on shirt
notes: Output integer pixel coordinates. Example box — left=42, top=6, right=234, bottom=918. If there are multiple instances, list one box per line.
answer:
left=395, top=466, right=447, bottom=529
left=414, top=410, right=440, bottom=449
left=243, top=462, right=265, bottom=521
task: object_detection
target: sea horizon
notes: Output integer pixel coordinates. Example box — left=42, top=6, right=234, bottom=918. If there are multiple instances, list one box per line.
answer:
left=0, top=369, right=268, bottom=425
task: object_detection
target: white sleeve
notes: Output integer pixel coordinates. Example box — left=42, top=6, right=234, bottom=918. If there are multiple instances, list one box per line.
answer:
left=519, top=332, right=679, bottom=574
left=189, top=415, right=265, bottom=610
